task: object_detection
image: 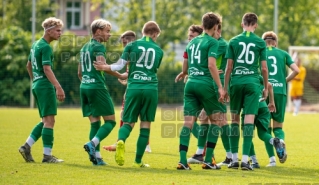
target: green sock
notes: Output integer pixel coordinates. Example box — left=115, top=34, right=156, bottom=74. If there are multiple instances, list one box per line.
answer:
left=197, top=124, right=209, bottom=148
left=273, top=127, right=285, bottom=140
left=42, top=128, right=53, bottom=148
left=118, top=124, right=133, bottom=142
left=264, top=127, right=275, bottom=158
left=179, top=126, right=191, bottom=165
left=229, top=123, right=240, bottom=153
left=221, top=125, right=230, bottom=152
left=30, top=122, right=44, bottom=141
left=242, top=124, right=254, bottom=155
left=205, top=124, right=220, bottom=163
left=249, top=142, right=255, bottom=156
left=95, top=120, right=116, bottom=142
left=191, top=122, right=200, bottom=139
left=135, top=128, right=150, bottom=163
left=90, top=121, right=101, bottom=151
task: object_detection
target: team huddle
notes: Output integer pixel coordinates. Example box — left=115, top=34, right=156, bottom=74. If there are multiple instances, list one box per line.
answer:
left=18, top=11, right=300, bottom=171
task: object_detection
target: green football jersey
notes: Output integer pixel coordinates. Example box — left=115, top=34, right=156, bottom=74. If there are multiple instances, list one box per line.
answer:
left=216, top=37, right=228, bottom=79
left=226, top=31, right=267, bottom=86
left=28, top=38, right=54, bottom=89
left=121, top=36, right=164, bottom=90
left=80, top=39, right=107, bottom=89
left=186, top=33, right=219, bottom=85
left=266, top=46, right=294, bottom=95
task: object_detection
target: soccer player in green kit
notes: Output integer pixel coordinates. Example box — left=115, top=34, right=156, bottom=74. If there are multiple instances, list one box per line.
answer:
left=80, top=19, right=127, bottom=165
left=261, top=31, right=300, bottom=166
left=175, top=12, right=224, bottom=170
left=224, top=12, right=269, bottom=170
left=94, top=21, right=163, bottom=167
left=19, top=17, right=65, bottom=163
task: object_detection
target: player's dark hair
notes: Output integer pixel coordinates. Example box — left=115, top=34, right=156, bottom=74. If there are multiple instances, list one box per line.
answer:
left=188, top=25, right=203, bottom=35
left=202, top=12, right=221, bottom=30
left=242, top=13, right=258, bottom=26
left=121, top=30, right=136, bottom=39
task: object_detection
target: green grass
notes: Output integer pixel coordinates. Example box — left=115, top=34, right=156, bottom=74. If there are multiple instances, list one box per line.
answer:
left=0, top=108, right=319, bottom=185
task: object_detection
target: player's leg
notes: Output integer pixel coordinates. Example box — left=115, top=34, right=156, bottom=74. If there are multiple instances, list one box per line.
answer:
left=241, top=84, right=260, bottom=170
left=115, top=89, right=140, bottom=166
left=177, top=82, right=199, bottom=170
left=38, top=87, right=63, bottom=163
left=217, top=109, right=232, bottom=166
left=264, top=122, right=276, bottom=167
left=228, top=85, right=244, bottom=169
left=19, top=89, right=42, bottom=162
left=187, top=109, right=207, bottom=164
left=272, top=94, right=287, bottom=163
left=83, top=89, right=116, bottom=165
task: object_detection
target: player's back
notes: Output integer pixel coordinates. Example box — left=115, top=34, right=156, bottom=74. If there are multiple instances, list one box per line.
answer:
left=228, top=31, right=266, bottom=85
left=125, top=36, right=163, bottom=90
left=266, top=47, right=293, bottom=95
left=186, top=33, right=219, bottom=85
left=80, top=39, right=107, bottom=89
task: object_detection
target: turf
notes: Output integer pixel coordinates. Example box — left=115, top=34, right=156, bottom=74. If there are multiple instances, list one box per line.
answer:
left=0, top=108, right=318, bottom=185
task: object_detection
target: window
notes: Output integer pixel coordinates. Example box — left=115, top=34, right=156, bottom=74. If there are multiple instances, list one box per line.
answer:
left=66, top=1, right=82, bottom=29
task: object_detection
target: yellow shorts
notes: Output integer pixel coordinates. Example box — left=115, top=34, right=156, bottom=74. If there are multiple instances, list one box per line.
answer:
left=290, top=87, right=304, bottom=97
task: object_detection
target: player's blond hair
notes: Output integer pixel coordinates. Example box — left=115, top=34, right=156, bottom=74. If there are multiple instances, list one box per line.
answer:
left=42, top=17, right=63, bottom=31
left=142, top=21, right=161, bottom=35
left=262, top=31, right=278, bottom=46
left=91, top=19, right=112, bottom=34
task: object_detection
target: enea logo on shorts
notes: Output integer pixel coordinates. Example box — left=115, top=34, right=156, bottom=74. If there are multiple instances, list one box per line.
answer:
left=132, top=71, right=152, bottom=81
left=189, top=67, right=204, bottom=76
left=234, top=66, right=254, bottom=75
left=82, top=75, right=95, bottom=83
left=268, top=78, right=284, bottom=87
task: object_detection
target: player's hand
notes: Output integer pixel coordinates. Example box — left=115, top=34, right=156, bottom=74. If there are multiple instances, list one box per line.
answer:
left=218, top=87, right=225, bottom=103
left=268, top=102, right=276, bottom=112
left=175, top=72, right=187, bottom=83
left=183, top=75, right=189, bottom=83
left=93, top=61, right=107, bottom=71
left=119, top=72, right=128, bottom=80
left=118, top=78, right=128, bottom=86
left=223, top=90, right=229, bottom=103
left=262, top=88, right=268, bottom=100
left=56, top=86, right=65, bottom=102
left=218, top=70, right=224, bottom=74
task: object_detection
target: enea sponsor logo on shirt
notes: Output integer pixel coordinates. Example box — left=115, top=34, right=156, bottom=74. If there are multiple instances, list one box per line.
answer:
left=234, top=66, right=254, bottom=75
left=82, top=75, right=96, bottom=84
left=189, top=67, right=204, bottom=76
left=132, top=71, right=152, bottom=81
left=33, top=72, right=43, bottom=80
left=268, top=78, right=283, bottom=87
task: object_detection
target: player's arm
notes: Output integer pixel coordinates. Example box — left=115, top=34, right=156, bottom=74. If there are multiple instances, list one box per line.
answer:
left=26, top=61, right=33, bottom=80
left=95, top=56, right=127, bottom=79
left=43, top=65, right=65, bottom=102
left=267, top=82, right=276, bottom=112
left=175, top=52, right=188, bottom=83
left=224, top=58, right=232, bottom=92
left=77, top=63, right=82, bottom=81
left=261, top=60, right=269, bottom=99
left=286, top=63, right=299, bottom=82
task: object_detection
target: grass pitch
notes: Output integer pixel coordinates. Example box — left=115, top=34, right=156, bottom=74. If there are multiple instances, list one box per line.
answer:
left=0, top=108, right=318, bottom=185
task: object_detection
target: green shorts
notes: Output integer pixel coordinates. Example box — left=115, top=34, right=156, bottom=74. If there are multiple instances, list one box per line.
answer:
left=230, top=84, right=260, bottom=115
left=122, top=89, right=158, bottom=123
left=32, top=87, right=57, bottom=118
left=241, top=107, right=269, bottom=131
left=80, top=88, right=115, bottom=117
left=184, top=81, right=223, bottom=117
left=268, top=94, right=286, bottom=123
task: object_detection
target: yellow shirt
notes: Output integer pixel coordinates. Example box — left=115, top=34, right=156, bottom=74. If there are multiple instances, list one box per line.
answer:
left=291, top=66, right=306, bottom=89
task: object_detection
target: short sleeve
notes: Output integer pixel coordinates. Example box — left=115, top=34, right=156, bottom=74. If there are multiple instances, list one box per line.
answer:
left=28, top=53, right=31, bottom=62
left=41, top=45, right=52, bottom=65
left=285, top=52, right=294, bottom=67
left=225, top=41, right=234, bottom=60
left=93, top=45, right=106, bottom=57
left=157, top=49, right=164, bottom=69
left=121, top=43, right=131, bottom=61
left=208, top=39, right=219, bottom=58
left=259, top=41, right=267, bottom=61
left=216, top=40, right=227, bottom=58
